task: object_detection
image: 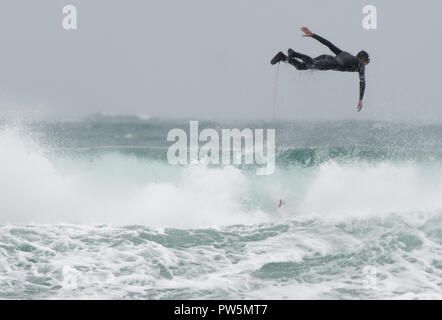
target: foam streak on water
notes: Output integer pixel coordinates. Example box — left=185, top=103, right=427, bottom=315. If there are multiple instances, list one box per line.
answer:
left=0, top=217, right=441, bottom=299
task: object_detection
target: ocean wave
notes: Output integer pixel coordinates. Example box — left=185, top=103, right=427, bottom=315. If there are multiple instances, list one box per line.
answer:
left=1, top=127, right=442, bottom=226
left=1, top=122, right=442, bottom=299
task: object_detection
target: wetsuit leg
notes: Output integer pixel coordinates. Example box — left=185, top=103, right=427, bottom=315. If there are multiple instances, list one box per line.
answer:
left=312, top=55, right=338, bottom=70
left=287, top=57, right=309, bottom=70
left=288, top=49, right=314, bottom=65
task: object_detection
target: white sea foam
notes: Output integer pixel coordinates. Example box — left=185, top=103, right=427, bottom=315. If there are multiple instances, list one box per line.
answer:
left=297, top=161, right=442, bottom=220
left=0, top=128, right=269, bottom=227
left=1, top=127, right=442, bottom=226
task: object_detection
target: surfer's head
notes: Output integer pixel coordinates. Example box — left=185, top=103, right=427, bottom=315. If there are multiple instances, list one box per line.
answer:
left=357, top=51, right=370, bottom=65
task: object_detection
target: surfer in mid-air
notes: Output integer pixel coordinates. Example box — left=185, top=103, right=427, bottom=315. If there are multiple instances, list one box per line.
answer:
left=271, top=27, right=370, bottom=112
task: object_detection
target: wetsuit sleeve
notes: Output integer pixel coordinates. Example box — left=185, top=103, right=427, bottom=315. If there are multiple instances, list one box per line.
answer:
left=359, top=66, right=366, bottom=100
left=312, top=34, right=342, bottom=55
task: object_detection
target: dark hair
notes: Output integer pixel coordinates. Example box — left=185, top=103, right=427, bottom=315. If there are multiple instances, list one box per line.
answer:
left=357, top=50, right=370, bottom=63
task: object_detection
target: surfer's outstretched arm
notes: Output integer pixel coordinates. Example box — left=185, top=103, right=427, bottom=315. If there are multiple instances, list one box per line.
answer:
left=358, top=68, right=366, bottom=112
left=301, top=27, right=342, bottom=55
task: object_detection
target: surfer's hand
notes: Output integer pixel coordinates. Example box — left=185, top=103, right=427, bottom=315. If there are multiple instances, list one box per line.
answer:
left=301, top=27, right=313, bottom=37
left=357, top=100, right=363, bottom=112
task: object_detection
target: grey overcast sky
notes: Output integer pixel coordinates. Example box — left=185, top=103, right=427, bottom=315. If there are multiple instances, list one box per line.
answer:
left=0, top=0, right=441, bottom=121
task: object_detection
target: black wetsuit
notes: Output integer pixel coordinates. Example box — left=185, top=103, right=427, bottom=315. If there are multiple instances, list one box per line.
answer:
left=288, top=34, right=366, bottom=100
